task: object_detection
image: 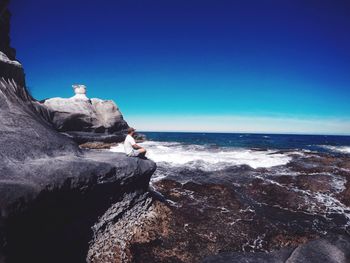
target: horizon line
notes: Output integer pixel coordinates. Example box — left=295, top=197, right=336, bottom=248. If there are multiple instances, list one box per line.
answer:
left=138, top=130, right=350, bottom=137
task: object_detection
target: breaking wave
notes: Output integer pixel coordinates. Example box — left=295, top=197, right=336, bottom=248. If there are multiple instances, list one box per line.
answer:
left=319, top=145, right=350, bottom=154
left=111, top=140, right=293, bottom=170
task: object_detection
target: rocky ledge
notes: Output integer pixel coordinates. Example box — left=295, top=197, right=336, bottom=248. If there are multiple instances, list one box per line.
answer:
left=0, top=66, right=156, bottom=263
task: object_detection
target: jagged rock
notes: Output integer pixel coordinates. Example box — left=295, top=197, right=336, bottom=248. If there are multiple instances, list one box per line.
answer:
left=87, top=192, right=172, bottom=263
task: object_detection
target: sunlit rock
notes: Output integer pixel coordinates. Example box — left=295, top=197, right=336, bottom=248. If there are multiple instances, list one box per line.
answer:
left=42, top=85, right=129, bottom=135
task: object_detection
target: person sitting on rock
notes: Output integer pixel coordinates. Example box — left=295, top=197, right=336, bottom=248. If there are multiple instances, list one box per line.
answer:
left=124, top=127, right=147, bottom=157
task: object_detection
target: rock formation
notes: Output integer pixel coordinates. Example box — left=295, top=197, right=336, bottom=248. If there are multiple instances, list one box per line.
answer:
left=42, top=84, right=129, bottom=143
left=0, top=0, right=15, bottom=60
left=2, top=1, right=350, bottom=263
left=0, top=1, right=155, bottom=262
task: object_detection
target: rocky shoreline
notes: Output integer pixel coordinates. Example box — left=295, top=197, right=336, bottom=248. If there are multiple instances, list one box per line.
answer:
left=1, top=0, right=350, bottom=262
left=83, top=142, right=350, bottom=263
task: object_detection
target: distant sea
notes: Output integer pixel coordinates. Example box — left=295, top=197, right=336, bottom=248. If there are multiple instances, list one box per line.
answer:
left=142, top=131, right=350, bottom=153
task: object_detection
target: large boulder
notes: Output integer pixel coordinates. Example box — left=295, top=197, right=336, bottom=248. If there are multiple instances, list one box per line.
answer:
left=42, top=85, right=129, bottom=135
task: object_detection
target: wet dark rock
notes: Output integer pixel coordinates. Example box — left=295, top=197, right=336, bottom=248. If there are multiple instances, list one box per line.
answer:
left=88, top=192, right=172, bottom=263
left=94, top=174, right=338, bottom=262
left=277, top=174, right=334, bottom=193
left=338, top=175, right=350, bottom=206
left=119, top=152, right=350, bottom=262
left=202, top=234, right=350, bottom=263
left=202, top=247, right=294, bottom=263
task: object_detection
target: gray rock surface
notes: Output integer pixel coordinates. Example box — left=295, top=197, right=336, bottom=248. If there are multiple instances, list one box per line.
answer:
left=0, top=62, right=156, bottom=261
left=63, top=131, right=126, bottom=144
left=42, top=88, right=129, bottom=135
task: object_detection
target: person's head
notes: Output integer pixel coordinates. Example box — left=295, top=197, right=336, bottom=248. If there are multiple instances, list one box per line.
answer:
left=127, top=127, right=136, bottom=136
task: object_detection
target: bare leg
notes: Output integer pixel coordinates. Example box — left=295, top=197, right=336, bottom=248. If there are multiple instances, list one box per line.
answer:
left=139, top=148, right=147, bottom=158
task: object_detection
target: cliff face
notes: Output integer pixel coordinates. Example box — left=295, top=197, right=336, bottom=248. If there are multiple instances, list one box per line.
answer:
left=0, top=1, right=156, bottom=262
left=0, top=0, right=15, bottom=60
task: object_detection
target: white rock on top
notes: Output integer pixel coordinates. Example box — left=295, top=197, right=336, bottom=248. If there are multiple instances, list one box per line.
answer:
left=72, top=84, right=89, bottom=100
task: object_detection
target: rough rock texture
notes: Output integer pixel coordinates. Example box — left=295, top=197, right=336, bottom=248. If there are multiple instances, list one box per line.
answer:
left=202, top=234, right=350, bottom=263
left=42, top=91, right=129, bottom=137
left=85, top=174, right=350, bottom=263
left=102, top=152, right=350, bottom=263
left=0, top=64, right=79, bottom=163
left=0, top=2, right=156, bottom=262
left=87, top=192, right=172, bottom=263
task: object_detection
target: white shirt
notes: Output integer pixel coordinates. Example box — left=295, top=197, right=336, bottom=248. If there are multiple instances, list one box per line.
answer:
left=124, top=134, right=136, bottom=155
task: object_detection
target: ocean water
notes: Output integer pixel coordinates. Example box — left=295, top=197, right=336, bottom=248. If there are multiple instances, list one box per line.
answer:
left=141, top=132, right=350, bottom=152
left=111, top=132, right=350, bottom=171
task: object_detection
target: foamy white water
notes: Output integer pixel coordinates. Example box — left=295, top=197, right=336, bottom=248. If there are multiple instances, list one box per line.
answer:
left=320, top=145, right=350, bottom=154
left=110, top=140, right=293, bottom=170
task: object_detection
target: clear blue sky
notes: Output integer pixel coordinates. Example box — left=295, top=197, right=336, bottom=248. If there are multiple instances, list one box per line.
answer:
left=9, top=0, right=350, bottom=134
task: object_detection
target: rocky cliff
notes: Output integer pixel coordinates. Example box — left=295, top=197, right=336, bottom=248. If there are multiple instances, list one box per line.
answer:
left=0, top=0, right=15, bottom=60
left=0, top=1, right=155, bottom=262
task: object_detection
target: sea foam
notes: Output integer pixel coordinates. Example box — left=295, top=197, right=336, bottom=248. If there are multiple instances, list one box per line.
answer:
left=319, top=145, right=350, bottom=154
left=110, top=141, right=292, bottom=170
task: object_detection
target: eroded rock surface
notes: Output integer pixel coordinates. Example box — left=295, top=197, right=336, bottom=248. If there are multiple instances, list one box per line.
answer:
left=42, top=86, right=129, bottom=140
